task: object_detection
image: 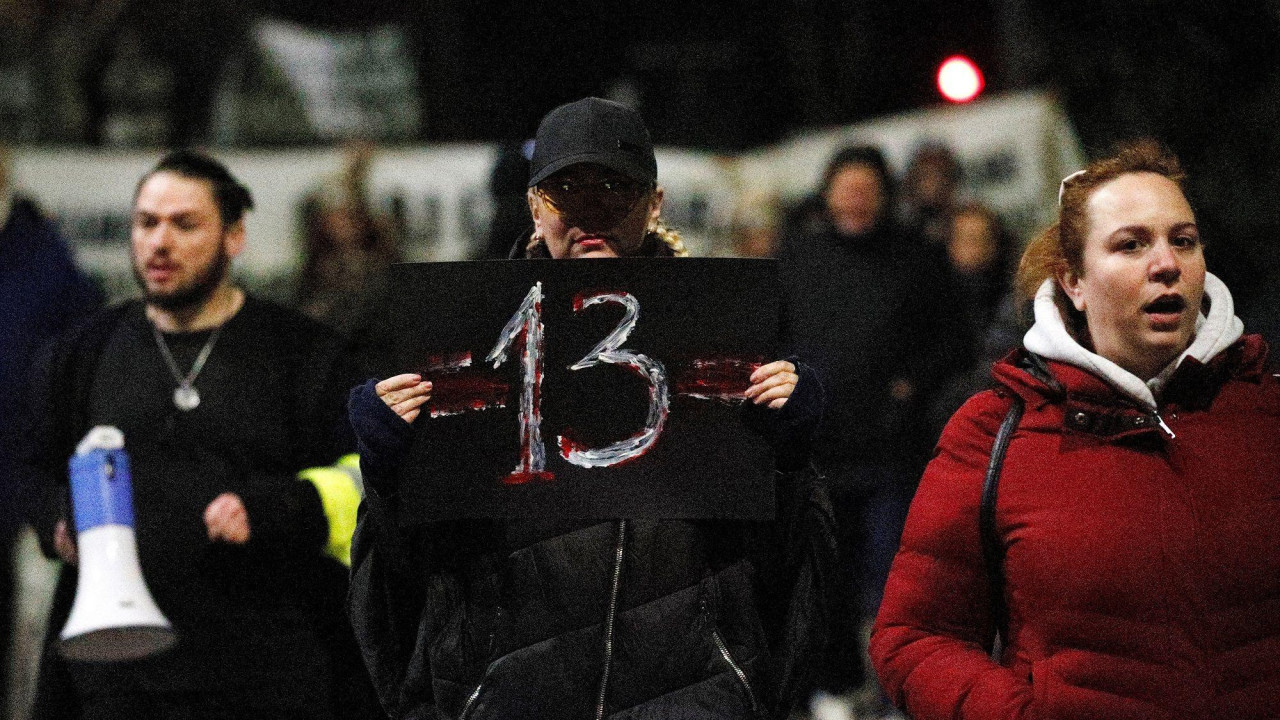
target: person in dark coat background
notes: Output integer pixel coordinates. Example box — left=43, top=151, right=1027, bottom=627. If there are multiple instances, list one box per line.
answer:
left=774, top=145, right=971, bottom=710
left=348, top=97, right=835, bottom=720
left=477, top=140, right=534, bottom=260
left=0, top=145, right=102, bottom=719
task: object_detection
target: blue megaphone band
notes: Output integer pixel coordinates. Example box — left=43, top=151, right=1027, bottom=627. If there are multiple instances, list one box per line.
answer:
left=69, top=449, right=135, bottom=532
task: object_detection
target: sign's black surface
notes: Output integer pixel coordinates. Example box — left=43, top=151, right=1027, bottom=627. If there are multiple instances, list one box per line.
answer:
left=382, top=258, right=779, bottom=521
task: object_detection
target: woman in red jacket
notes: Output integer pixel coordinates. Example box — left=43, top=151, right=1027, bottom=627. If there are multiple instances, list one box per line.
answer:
left=870, top=140, right=1280, bottom=719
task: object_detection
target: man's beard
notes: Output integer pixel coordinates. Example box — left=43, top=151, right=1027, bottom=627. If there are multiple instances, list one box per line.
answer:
left=133, top=245, right=230, bottom=313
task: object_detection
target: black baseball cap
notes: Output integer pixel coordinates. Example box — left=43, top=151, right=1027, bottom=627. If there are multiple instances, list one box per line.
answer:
left=528, top=97, right=657, bottom=188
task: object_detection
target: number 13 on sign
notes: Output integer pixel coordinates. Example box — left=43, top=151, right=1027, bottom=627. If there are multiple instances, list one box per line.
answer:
left=485, top=283, right=670, bottom=484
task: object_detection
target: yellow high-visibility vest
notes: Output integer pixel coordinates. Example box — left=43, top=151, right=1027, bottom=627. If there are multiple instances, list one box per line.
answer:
left=298, top=453, right=362, bottom=566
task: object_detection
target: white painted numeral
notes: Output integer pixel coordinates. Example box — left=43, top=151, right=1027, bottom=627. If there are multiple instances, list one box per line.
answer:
left=486, top=283, right=550, bottom=482
left=488, top=285, right=671, bottom=478
left=560, top=291, right=670, bottom=467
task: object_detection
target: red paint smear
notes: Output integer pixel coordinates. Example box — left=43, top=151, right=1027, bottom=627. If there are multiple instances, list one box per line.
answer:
left=623, top=363, right=650, bottom=380
left=572, top=288, right=627, bottom=312
left=503, top=470, right=555, bottom=485
left=674, top=357, right=764, bottom=402
left=427, top=372, right=510, bottom=417
left=419, top=351, right=473, bottom=374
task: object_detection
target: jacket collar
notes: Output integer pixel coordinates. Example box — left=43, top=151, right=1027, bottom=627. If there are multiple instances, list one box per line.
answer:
left=994, top=335, right=1268, bottom=438
left=1021, top=272, right=1243, bottom=411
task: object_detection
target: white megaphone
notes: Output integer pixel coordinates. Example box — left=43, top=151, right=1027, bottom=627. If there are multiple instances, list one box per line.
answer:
left=60, top=426, right=176, bottom=662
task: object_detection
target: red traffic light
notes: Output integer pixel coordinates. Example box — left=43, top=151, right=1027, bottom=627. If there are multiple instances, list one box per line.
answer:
left=937, top=55, right=984, bottom=103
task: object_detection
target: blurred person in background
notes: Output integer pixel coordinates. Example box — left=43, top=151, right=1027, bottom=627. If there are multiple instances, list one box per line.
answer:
left=348, top=97, right=832, bottom=720
left=775, top=144, right=970, bottom=716
left=478, top=140, right=534, bottom=259
left=0, top=144, right=102, bottom=719
left=74, top=0, right=248, bottom=145
left=946, top=202, right=1013, bottom=335
left=873, top=140, right=1280, bottom=719
left=295, top=140, right=401, bottom=338
left=900, top=141, right=963, bottom=247
left=20, top=150, right=375, bottom=720
left=925, top=202, right=1023, bottom=479
left=777, top=190, right=827, bottom=241
left=730, top=189, right=782, bottom=258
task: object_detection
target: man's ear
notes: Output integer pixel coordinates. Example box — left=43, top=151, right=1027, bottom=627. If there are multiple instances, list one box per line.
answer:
left=224, top=219, right=247, bottom=259
left=1057, top=268, right=1087, bottom=312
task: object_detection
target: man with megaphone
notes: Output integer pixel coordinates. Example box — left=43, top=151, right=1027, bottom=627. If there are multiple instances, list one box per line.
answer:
left=18, top=151, right=374, bottom=720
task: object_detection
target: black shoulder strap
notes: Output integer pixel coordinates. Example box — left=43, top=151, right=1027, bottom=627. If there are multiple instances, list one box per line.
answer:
left=980, top=392, right=1024, bottom=660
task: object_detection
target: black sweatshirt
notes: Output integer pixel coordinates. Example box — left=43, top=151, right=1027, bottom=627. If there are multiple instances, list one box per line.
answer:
left=777, top=221, right=973, bottom=474
left=22, top=297, right=356, bottom=705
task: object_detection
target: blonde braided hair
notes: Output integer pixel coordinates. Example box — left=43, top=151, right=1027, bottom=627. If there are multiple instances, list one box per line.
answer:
left=649, top=221, right=689, bottom=257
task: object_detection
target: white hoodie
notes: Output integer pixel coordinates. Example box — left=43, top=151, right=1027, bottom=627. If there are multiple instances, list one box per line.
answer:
left=1023, top=273, right=1244, bottom=411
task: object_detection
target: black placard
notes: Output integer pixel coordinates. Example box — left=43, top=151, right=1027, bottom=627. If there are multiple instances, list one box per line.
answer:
left=381, top=258, right=779, bottom=521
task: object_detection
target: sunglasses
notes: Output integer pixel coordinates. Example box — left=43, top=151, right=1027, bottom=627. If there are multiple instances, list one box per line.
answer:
left=535, top=177, right=650, bottom=225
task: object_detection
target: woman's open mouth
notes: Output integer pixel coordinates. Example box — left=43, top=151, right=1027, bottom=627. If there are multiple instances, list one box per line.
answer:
left=1143, top=294, right=1186, bottom=327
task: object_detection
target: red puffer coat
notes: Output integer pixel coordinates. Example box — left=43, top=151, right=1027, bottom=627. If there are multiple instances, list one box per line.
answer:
left=871, top=336, right=1280, bottom=720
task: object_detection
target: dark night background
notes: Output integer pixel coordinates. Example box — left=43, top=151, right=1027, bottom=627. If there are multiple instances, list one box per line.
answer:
left=2, top=0, right=1279, bottom=331
left=1, top=4, right=1277, bottom=716
left=260, top=0, right=1280, bottom=331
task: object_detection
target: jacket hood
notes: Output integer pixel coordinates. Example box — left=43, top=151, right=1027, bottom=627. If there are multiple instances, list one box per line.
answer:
left=1019, top=272, right=1245, bottom=410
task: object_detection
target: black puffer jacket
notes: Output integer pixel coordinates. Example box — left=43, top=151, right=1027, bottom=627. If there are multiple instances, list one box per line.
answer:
left=349, top=243, right=833, bottom=720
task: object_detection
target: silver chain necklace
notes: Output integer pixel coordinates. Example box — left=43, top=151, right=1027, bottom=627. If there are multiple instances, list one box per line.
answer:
left=151, top=323, right=224, bottom=411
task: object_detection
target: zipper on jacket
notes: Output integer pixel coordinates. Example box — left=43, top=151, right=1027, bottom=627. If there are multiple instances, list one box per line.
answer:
left=460, top=681, right=484, bottom=720
left=460, top=643, right=505, bottom=720
left=711, top=628, right=760, bottom=714
left=1153, top=411, right=1176, bottom=439
left=596, top=520, right=627, bottom=720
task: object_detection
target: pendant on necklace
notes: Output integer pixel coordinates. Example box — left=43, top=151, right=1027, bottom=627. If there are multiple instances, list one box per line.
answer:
left=173, top=385, right=201, bottom=412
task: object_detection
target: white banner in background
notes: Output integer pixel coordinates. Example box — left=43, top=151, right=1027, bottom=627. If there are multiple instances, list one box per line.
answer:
left=254, top=18, right=420, bottom=141
left=9, top=91, right=1082, bottom=295
left=737, top=90, right=1085, bottom=238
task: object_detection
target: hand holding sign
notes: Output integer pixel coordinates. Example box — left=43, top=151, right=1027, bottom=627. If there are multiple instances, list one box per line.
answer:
left=377, top=374, right=433, bottom=424
left=746, top=360, right=798, bottom=409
